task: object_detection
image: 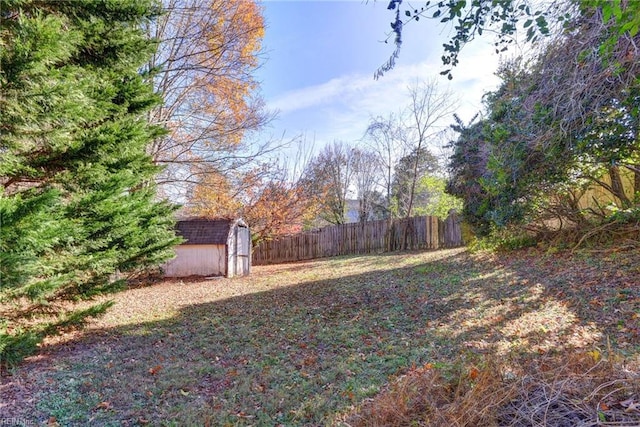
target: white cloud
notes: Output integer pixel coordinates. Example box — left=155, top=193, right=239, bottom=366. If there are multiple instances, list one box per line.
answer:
left=268, top=61, right=438, bottom=116
left=268, top=76, right=349, bottom=115
left=266, top=40, right=503, bottom=147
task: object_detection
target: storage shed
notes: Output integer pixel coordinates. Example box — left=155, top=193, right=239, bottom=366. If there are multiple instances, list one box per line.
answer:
left=163, top=218, right=251, bottom=278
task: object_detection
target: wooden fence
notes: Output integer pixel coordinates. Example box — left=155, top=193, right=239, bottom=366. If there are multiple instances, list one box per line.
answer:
left=252, top=213, right=463, bottom=265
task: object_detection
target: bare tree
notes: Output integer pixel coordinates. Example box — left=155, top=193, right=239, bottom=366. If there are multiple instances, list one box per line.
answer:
left=303, top=142, right=355, bottom=225
left=362, top=81, right=457, bottom=220
left=363, top=113, right=408, bottom=217
left=401, top=79, right=458, bottom=218
left=352, top=148, right=382, bottom=222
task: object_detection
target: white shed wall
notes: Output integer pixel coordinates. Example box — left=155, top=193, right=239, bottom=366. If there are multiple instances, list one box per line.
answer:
left=163, top=244, right=226, bottom=277
left=231, top=225, right=251, bottom=278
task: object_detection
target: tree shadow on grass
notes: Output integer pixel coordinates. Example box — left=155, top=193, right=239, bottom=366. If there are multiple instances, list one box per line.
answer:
left=2, top=249, right=638, bottom=426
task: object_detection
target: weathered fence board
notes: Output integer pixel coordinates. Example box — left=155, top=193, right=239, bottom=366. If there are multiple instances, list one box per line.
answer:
left=252, top=213, right=463, bottom=265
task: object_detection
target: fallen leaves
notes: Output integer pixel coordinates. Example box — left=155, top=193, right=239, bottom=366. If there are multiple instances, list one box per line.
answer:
left=148, top=365, right=162, bottom=375
left=95, top=401, right=111, bottom=410
left=587, top=349, right=601, bottom=362
left=4, top=247, right=639, bottom=425
left=468, top=367, right=480, bottom=380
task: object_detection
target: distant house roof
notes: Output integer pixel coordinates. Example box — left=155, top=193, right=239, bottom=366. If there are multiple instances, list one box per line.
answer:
left=176, top=218, right=246, bottom=245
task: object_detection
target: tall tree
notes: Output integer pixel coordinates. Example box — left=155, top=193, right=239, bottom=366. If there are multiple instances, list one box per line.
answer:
left=303, top=142, right=356, bottom=225
left=188, top=168, right=310, bottom=243
left=0, top=0, right=180, bottom=365
left=363, top=113, right=408, bottom=217
left=392, top=147, right=440, bottom=217
left=188, top=154, right=320, bottom=243
left=187, top=168, right=243, bottom=217
left=399, top=80, right=457, bottom=218
left=413, top=175, right=463, bottom=219
left=352, top=148, right=382, bottom=222
left=446, top=114, right=493, bottom=233
left=147, top=0, right=272, bottom=199
left=447, top=8, right=640, bottom=235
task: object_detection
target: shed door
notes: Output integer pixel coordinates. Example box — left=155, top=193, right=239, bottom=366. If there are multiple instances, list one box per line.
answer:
left=234, top=225, right=251, bottom=276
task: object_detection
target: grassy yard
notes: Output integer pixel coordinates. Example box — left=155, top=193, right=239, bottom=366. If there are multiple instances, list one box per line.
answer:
left=2, top=247, right=639, bottom=426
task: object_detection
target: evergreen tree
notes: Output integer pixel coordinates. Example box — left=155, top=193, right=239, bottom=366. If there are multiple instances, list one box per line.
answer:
left=0, top=0, right=180, bottom=366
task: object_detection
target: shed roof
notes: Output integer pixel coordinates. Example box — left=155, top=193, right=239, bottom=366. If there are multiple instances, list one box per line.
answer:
left=176, top=219, right=241, bottom=245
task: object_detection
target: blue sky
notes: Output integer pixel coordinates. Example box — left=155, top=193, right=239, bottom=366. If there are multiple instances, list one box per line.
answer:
left=256, top=0, right=506, bottom=154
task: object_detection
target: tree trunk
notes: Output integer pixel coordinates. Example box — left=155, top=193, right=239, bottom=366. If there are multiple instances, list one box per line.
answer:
left=610, top=165, right=631, bottom=208
left=634, top=167, right=640, bottom=203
